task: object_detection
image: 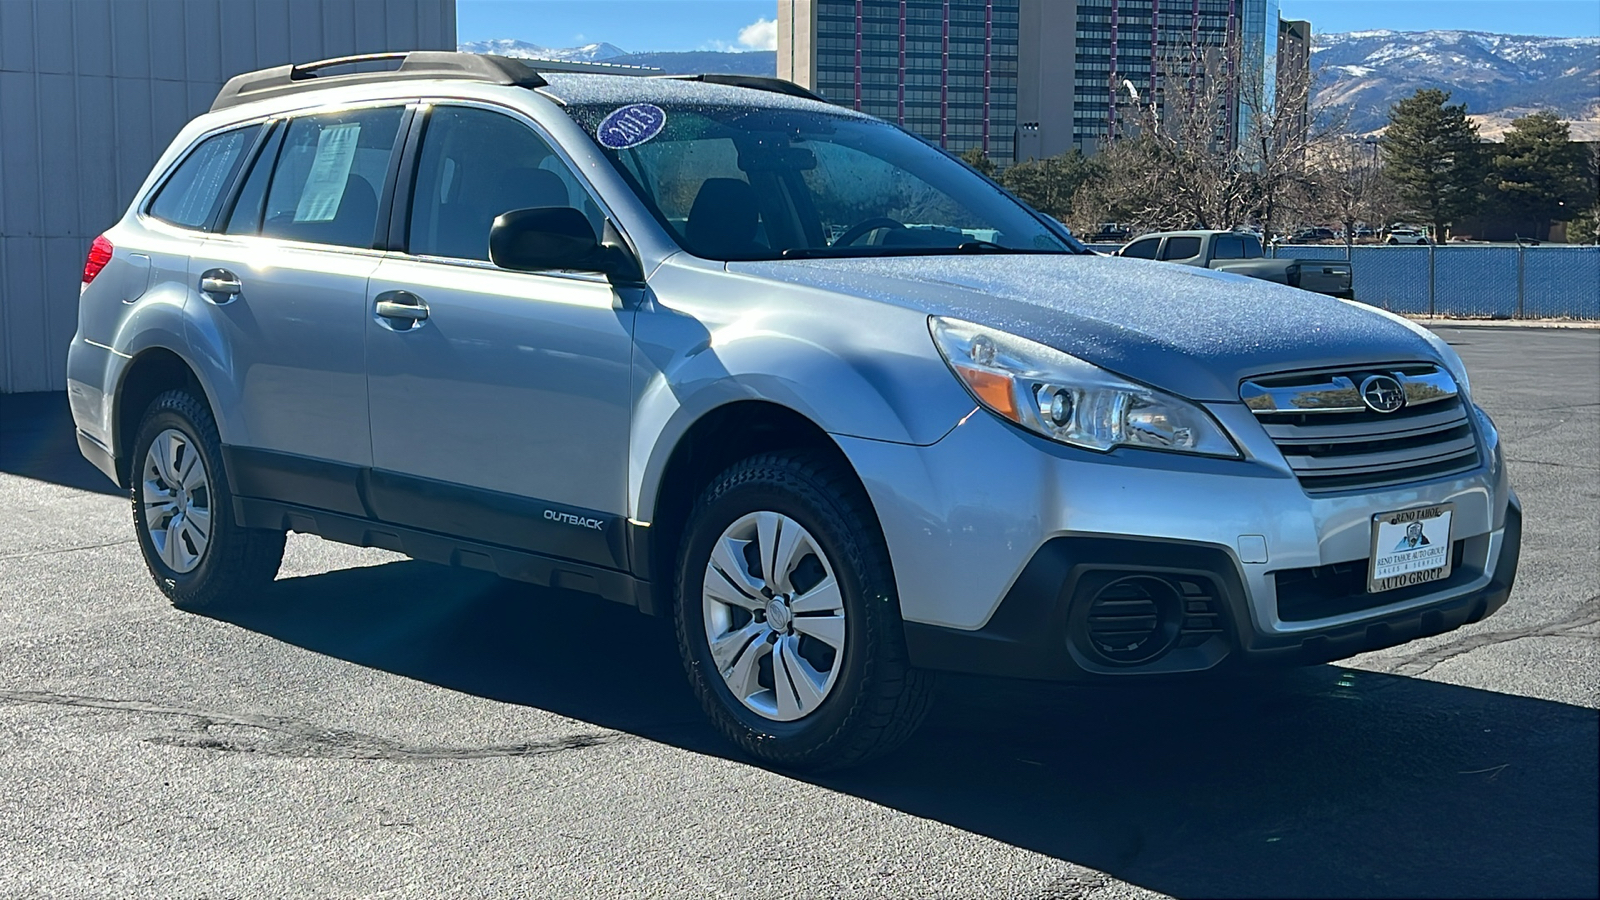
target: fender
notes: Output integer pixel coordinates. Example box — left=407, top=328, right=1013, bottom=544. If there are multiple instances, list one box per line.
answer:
left=99, top=290, right=218, bottom=463
left=627, top=259, right=976, bottom=523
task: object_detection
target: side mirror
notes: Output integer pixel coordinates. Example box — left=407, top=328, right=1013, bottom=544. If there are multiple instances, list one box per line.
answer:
left=489, top=207, right=640, bottom=281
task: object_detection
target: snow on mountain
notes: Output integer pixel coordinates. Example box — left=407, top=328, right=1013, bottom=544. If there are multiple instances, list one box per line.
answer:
left=1313, top=30, right=1600, bottom=135
left=457, top=39, right=628, bottom=62
left=460, top=39, right=779, bottom=77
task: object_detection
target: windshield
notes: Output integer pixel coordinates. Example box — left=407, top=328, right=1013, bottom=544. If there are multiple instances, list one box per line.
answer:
left=563, top=101, right=1081, bottom=260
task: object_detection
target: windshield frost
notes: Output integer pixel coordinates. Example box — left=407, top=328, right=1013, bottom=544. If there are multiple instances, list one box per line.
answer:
left=563, top=102, right=1077, bottom=261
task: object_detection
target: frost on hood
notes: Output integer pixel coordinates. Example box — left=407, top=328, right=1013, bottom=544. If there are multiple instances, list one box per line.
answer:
left=728, top=254, right=1442, bottom=401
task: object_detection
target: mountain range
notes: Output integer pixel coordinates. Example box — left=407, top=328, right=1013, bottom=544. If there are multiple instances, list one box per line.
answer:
left=461, top=31, right=1600, bottom=140
left=457, top=38, right=776, bottom=75
left=1312, top=31, right=1600, bottom=139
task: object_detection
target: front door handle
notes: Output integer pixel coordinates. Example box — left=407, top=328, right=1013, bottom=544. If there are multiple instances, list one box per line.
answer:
left=374, top=290, right=429, bottom=330
left=199, top=268, right=241, bottom=303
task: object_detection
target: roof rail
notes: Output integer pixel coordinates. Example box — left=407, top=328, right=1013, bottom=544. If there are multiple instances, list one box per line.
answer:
left=211, top=51, right=548, bottom=112
left=658, top=74, right=824, bottom=102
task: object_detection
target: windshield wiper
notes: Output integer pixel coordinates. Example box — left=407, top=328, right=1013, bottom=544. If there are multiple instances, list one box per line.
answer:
left=776, top=243, right=1062, bottom=260
left=954, top=240, right=1015, bottom=253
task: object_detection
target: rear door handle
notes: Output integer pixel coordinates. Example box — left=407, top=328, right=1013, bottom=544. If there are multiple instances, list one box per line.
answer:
left=374, top=290, right=429, bottom=330
left=198, top=268, right=241, bottom=303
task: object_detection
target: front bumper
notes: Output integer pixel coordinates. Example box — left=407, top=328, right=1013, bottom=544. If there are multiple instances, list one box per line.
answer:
left=902, top=501, right=1519, bottom=680
left=836, top=399, right=1519, bottom=680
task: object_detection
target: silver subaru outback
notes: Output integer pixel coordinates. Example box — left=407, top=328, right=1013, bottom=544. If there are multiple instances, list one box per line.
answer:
left=67, top=52, right=1520, bottom=770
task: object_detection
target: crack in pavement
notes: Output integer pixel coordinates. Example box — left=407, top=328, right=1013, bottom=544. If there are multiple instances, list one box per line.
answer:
left=0, top=690, right=629, bottom=760
left=1368, top=594, right=1600, bottom=679
left=0, top=538, right=136, bottom=561
left=1504, top=457, right=1600, bottom=471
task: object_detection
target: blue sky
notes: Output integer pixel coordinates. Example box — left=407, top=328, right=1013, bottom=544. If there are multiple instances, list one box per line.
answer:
left=455, top=0, right=1600, bottom=51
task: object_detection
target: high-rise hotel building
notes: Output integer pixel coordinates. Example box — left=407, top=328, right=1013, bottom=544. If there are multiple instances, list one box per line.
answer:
left=777, top=0, right=1285, bottom=163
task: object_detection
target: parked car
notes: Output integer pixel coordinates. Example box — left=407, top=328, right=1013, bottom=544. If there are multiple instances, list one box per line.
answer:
left=1388, top=226, right=1431, bottom=245
left=68, top=52, right=1520, bottom=771
left=1118, top=230, right=1353, bottom=298
left=1288, top=227, right=1338, bottom=244
left=1090, top=222, right=1133, bottom=243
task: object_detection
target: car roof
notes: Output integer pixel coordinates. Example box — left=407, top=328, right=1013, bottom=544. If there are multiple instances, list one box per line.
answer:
left=209, top=51, right=846, bottom=120
left=537, top=72, right=864, bottom=116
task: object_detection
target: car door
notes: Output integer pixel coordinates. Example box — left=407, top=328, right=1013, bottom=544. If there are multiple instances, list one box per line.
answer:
left=363, top=103, right=635, bottom=570
left=185, top=104, right=408, bottom=516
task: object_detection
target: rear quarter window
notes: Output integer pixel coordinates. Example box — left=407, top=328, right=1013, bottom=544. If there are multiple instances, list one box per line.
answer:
left=146, top=126, right=258, bottom=230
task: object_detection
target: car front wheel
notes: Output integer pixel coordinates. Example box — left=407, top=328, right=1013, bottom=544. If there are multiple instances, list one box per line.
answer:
left=675, top=452, right=931, bottom=770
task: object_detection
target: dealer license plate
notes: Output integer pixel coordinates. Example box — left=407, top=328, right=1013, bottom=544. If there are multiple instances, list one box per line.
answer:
left=1368, top=503, right=1454, bottom=593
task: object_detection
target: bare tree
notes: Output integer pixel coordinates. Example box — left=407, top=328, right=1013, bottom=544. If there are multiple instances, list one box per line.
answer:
left=1301, top=137, right=1397, bottom=251
left=1075, top=40, right=1252, bottom=232
left=1071, top=35, right=1352, bottom=239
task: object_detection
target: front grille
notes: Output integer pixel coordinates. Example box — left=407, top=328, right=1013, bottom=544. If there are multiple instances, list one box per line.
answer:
left=1241, top=364, right=1481, bottom=493
left=1275, top=539, right=1479, bottom=622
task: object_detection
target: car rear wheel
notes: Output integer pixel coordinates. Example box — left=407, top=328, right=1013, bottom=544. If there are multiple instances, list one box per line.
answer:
left=674, top=451, right=931, bottom=770
left=130, top=389, right=285, bottom=610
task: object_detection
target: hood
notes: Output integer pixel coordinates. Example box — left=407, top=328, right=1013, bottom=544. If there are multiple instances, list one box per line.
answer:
left=728, top=254, right=1443, bottom=402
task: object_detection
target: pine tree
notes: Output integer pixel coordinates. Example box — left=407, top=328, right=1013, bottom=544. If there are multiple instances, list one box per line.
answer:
left=999, top=150, right=1098, bottom=221
left=1490, top=112, right=1590, bottom=240
left=1381, top=89, right=1483, bottom=239
left=958, top=147, right=998, bottom=178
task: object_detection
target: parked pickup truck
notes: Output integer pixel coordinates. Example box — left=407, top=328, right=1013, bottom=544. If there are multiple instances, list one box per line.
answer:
left=1118, top=230, right=1353, bottom=299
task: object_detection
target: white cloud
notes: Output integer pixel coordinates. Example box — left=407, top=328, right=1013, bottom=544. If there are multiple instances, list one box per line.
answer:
left=738, top=18, right=778, bottom=51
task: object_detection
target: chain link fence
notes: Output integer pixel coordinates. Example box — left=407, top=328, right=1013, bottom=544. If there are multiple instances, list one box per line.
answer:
left=1083, top=242, right=1599, bottom=319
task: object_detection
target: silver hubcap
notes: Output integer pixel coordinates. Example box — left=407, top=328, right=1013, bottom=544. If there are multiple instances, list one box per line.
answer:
left=140, top=429, right=211, bottom=574
left=703, top=511, right=847, bottom=722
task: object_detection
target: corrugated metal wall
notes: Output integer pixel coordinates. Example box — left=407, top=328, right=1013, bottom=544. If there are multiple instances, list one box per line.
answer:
left=0, top=0, right=456, bottom=393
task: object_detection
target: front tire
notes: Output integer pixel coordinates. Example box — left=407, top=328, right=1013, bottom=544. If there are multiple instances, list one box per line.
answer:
left=130, top=389, right=285, bottom=610
left=674, top=452, right=930, bottom=771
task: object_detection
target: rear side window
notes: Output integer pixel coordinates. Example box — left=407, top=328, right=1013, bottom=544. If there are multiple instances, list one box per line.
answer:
left=1121, top=238, right=1158, bottom=259
left=1160, top=236, right=1202, bottom=260
left=260, top=107, right=405, bottom=249
left=147, top=126, right=257, bottom=229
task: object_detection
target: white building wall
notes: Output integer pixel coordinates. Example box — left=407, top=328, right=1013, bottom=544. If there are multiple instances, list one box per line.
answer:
left=0, top=0, right=455, bottom=393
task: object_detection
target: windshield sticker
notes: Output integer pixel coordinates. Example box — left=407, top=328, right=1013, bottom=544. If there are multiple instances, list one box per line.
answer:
left=294, top=123, right=360, bottom=223
left=596, top=104, right=667, bottom=150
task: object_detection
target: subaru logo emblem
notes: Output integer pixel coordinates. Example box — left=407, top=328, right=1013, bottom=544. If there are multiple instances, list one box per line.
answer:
left=1360, top=374, right=1406, bottom=413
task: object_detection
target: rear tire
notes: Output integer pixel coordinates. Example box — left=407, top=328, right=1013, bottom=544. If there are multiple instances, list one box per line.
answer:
left=674, top=451, right=931, bottom=771
left=130, top=389, right=285, bottom=610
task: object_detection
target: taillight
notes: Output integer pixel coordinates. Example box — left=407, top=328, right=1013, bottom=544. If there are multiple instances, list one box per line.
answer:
left=82, top=235, right=113, bottom=285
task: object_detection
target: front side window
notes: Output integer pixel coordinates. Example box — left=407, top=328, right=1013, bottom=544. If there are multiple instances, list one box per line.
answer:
left=562, top=101, right=1079, bottom=260
left=1121, top=238, right=1158, bottom=259
left=407, top=106, right=601, bottom=262
left=147, top=126, right=257, bottom=229
left=259, top=106, right=404, bottom=249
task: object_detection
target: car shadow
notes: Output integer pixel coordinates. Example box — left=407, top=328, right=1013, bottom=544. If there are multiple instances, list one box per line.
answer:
left=212, top=559, right=1599, bottom=899
left=0, top=391, right=123, bottom=496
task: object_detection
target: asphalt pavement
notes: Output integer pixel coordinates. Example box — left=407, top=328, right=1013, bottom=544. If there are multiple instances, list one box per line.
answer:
left=0, top=326, right=1595, bottom=899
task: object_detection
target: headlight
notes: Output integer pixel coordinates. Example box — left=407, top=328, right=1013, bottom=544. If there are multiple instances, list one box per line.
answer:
left=930, top=317, right=1240, bottom=457
left=1472, top=403, right=1498, bottom=451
